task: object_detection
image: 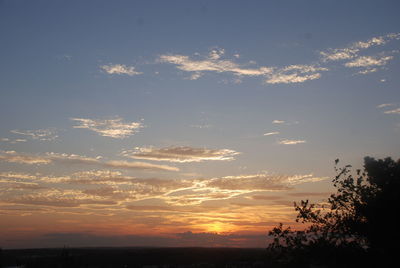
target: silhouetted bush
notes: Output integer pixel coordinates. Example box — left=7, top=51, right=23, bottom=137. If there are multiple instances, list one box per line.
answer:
left=267, top=157, right=400, bottom=267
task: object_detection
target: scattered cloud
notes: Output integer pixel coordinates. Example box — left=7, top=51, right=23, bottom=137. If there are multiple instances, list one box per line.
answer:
left=264, top=64, right=327, bottom=84
left=358, top=68, right=378, bottom=75
left=190, top=124, right=212, bottom=129
left=0, top=150, right=179, bottom=172
left=158, top=53, right=273, bottom=77
left=377, top=103, right=395, bottom=108
left=10, top=128, right=58, bottom=141
left=205, top=173, right=322, bottom=191
left=377, top=103, right=400, bottom=114
left=4, top=189, right=118, bottom=208
left=122, top=146, right=240, bottom=163
left=264, top=132, right=280, bottom=136
left=71, top=117, right=143, bottom=138
left=159, top=50, right=326, bottom=84
left=163, top=173, right=325, bottom=206
left=320, top=33, right=399, bottom=62
left=384, top=108, right=400, bottom=114
left=158, top=33, right=399, bottom=85
left=100, top=64, right=142, bottom=76
left=266, top=72, right=321, bottom=84
left=344, top=55, right=393, bottom=68
left=0, top=150, right=52, bottom=165
left=208, top=48, right=225, bottom=60
left=278, top=139, right=306, bottom=145
left=189, top=72, right=203, bottom=80
left=1, top=138, right=28, bottom=144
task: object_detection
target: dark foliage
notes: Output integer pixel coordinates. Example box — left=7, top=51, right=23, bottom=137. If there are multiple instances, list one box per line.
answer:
left=267, top=157, right=400, bottom=267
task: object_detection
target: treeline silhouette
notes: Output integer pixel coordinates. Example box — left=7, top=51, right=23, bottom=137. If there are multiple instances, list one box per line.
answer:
left=266, top=156, right=400, bottom=267
left=1, top=247, right=267, bottom=268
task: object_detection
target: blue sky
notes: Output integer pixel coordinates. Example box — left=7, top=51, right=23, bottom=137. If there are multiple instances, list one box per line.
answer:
left=0, top=0, right=399, bottom=248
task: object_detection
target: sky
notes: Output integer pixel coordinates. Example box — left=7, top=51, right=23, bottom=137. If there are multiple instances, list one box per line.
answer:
left=0, top=0, right=399, bottom=248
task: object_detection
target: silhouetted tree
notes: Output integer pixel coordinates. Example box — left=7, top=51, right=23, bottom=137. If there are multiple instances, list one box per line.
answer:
left=267, top=157, right=400, bottom=267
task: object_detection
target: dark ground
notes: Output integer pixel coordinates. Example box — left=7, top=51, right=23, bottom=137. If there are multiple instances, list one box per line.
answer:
left=0, top=247, right=269, bottom=268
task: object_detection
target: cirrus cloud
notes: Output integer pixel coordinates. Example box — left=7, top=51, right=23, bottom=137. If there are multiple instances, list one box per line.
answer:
left=121, top=146, right=240, bottom=163
left=71, top=117, right=143, bottom=139
left=0, top=150, right=179, bottom=172
left=278, top=139, right=306, bottom=145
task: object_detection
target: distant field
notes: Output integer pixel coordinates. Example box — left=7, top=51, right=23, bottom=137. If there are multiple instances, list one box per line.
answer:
left=1, top=247, right=268, bottom=268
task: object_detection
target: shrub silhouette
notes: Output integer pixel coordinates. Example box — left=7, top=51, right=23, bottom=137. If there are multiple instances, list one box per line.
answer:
left=267, top=157, right=400, bottom=267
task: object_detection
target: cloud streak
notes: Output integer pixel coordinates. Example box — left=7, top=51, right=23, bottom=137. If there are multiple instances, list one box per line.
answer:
left=122, top=146, right=240, bottom=163
left=384, top=108, right=400, bottom=114
left=278, top=139, right=306, bottom=145
left=0, top=150, right=179, bottom=172
left=264, top=132, right=280, bottom=136
left=71, top=117, right=143, bottom=138
left=10, top=128, right=58, bottom=141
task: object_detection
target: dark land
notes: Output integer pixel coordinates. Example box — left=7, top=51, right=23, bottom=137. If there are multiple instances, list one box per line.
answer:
left=0, top=247, right=269, bottom=268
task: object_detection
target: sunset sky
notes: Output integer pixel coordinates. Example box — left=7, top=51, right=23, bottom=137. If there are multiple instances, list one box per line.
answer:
left=1, top=0, right=399, bottom=248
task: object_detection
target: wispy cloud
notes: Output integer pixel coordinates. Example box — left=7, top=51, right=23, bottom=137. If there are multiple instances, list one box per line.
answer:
left=264, top=64, right=327, bottom=84
left=4, top=189, right=118, bottom=208
left=0, top=150, right=178, bottom=172
left=278, top=139, right=306, bottom=145
left=71, top=117, right=143, bottom=138
left=205, top=173, right=322, bottom=191
left=0, top=167, right=326, bottom=212
left=344, top=55, right=393, bottom=68
left=320, top=33, right=399, bottom=62
left=0, top=138, right=27, bottom=144
left=263, top=132, right=280, bottom=136
left=158, top=33, right=399, bottom=85
left=377, top=103, right=400, bottom=114
left=0, top=150, right=52, bottom=165
left=10, top=128, right=58, bottom=141
left=100, top=64, right=142, bottom=76
left=164, top=173, right=326, bottom=205
left=159, top=50, right=326, bottom=84
left=272, top=120, right=285, bottom=124
left=265, top=72, right=321, bottom=84
left=121, top=146, right=240, bottom=163
left=384, top=108, right=400, bottom=114
left=357, top=68, right=378, bottom=75
left=158, top=54, right=272, bottom=77
left=377, top=103, right=394, bottom=108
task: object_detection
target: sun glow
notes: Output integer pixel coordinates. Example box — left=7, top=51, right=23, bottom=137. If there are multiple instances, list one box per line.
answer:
left=202, top=222, right=231, bottom=234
